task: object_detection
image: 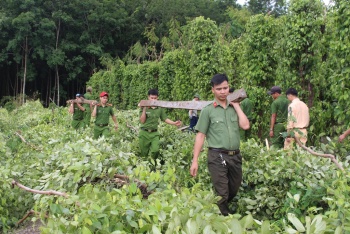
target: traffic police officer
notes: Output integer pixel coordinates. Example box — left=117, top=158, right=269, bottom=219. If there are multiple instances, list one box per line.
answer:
left=92, top=91, right=118, bottom=139
left=190, top=74, right=250, bottom=216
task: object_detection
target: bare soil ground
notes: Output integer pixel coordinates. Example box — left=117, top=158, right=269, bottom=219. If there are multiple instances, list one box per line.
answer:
left=8, top=220, right=42, bottom=234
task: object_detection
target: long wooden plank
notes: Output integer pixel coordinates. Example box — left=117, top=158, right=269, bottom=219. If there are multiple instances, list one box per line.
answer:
left=138, top=88, right=247, bottom=110
left=66, top=98, right=97, bottom=105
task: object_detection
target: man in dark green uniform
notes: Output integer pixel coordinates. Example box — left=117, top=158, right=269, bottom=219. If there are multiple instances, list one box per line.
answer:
left=69, top=94, right=86, bottom=129
left=268, top=86, right=289, bottom=149
left=92, top=92, right=118, bottom=139
left=190, top=74, right=250, bottom=216
left=139, top=89, right=182, bottom=166
left=83, top=86, right=93, bottom=127
left=230, top=88, right=253, bottom=141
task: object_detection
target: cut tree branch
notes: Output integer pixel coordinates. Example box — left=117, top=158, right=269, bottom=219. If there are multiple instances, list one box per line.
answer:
left=17, top=210, right=35, bottom=225
left=17, top=210, right=48, bottom=225
left=295, top=137, right=344, bottom=170
left=12, top=180, right=69, bottom=198
left=14, top=131, right=42, bottom=151
left=126, top=122, right=139, bottom=133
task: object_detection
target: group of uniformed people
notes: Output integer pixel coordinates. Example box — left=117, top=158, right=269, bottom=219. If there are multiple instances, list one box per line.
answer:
left=69, top=89, right=118, bottom=139
left=68, top=74, right=347, bottom=216
left=268, top=86, right=310, bottom=150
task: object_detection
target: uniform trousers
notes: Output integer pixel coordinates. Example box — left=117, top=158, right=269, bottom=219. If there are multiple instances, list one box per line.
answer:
left=271, top=123, right=285, bottom=149
left=207, top=149, right=242, bottom=216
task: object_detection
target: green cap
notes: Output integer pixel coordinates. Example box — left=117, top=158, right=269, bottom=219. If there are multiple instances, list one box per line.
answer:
left=194, top=94, right=200, bottom=99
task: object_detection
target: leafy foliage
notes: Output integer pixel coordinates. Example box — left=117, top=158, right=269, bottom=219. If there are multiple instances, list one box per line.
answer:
left=1, top=101, right=350, bottom=234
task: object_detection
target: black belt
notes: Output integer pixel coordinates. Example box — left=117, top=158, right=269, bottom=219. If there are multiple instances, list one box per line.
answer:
left=141, top=128, right=157, bottom=133
left=74, top=118, right=83, bottom=120
left=208, top=147, right=240, bottom=155
left=96, top=123, right=108, bottom=127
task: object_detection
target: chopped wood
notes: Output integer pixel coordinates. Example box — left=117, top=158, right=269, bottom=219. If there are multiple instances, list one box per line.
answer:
left=294, top=137, right=344, bottom=171
left=138, top=88, right=247, bottom=110
left=12, top=180, right=69, bottom=198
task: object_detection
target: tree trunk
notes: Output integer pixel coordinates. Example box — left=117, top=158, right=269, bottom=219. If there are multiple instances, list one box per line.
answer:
left=55, top=18, right=61, bottom=106
left=22, top=36, right=28, bottom=104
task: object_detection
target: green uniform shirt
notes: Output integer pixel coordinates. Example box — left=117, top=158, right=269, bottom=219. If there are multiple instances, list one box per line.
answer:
left=195, top=99, right=240, bottom=150
left=95, top=105, right=114, bottom=125
left=271, top=95, right=289, bottom=123
left=73, top=105, right=84, bottom=120
left=140, top=107, right=167, bottom=130
left=241, top=98, right=253, bottom=120
left=83, top=92, right=93, bottom=110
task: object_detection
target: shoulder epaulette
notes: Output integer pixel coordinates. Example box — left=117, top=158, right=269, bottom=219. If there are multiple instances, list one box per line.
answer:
left=107, top=103, right=113, bottom=107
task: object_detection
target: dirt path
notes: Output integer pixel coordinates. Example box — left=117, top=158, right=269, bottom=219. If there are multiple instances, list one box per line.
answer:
left=9, top=220, right=42, bottom=234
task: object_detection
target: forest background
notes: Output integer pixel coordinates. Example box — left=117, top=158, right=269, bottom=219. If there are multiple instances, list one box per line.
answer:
left=2, top=0, right=350, bottom=233
left=1, top=0, right=350, bottom=144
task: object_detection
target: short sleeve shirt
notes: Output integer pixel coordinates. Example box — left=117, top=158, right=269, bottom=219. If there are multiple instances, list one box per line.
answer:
left=287, top=98, right=309, bottom=129
left=241, top=98, right=253, bottom=120
left=95, top=105, right=114, bottom=125
left=195, top=99, right=240, bottom=150
left=271, top=95, right=289, bottom=123
left=73, top=104, right=84, bottom=120
left=140, top=107, right=167, bottom=130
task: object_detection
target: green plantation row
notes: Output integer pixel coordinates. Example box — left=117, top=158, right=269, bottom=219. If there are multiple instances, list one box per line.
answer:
left=84, top=0, right=350, bottom=147
left=1, top=101, right=350, bottom=233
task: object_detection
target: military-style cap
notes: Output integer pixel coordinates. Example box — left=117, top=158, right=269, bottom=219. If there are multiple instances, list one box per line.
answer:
left=267, top=86, right=282, bottom=95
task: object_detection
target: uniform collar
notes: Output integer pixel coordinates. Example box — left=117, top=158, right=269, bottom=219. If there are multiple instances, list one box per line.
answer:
left=213, top=98, right=229, bottom=109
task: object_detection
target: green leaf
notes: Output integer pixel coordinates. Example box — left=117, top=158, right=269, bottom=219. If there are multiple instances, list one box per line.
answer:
left=261, top=220, right=272, bottom=234
left=82, top=226, right=92, bottom=234
left=288, top=213, right=305, bottom=232
left=228, top=219, right=243, bottom=234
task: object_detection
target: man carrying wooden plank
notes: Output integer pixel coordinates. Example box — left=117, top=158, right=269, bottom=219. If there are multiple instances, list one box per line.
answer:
left=68, top=93, right=86, bottom=129
left=83, top=86, right=93, bottom=127
left=139, top=89, right=182, bottom=168
left=190, top=74, right=250, bottom=216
